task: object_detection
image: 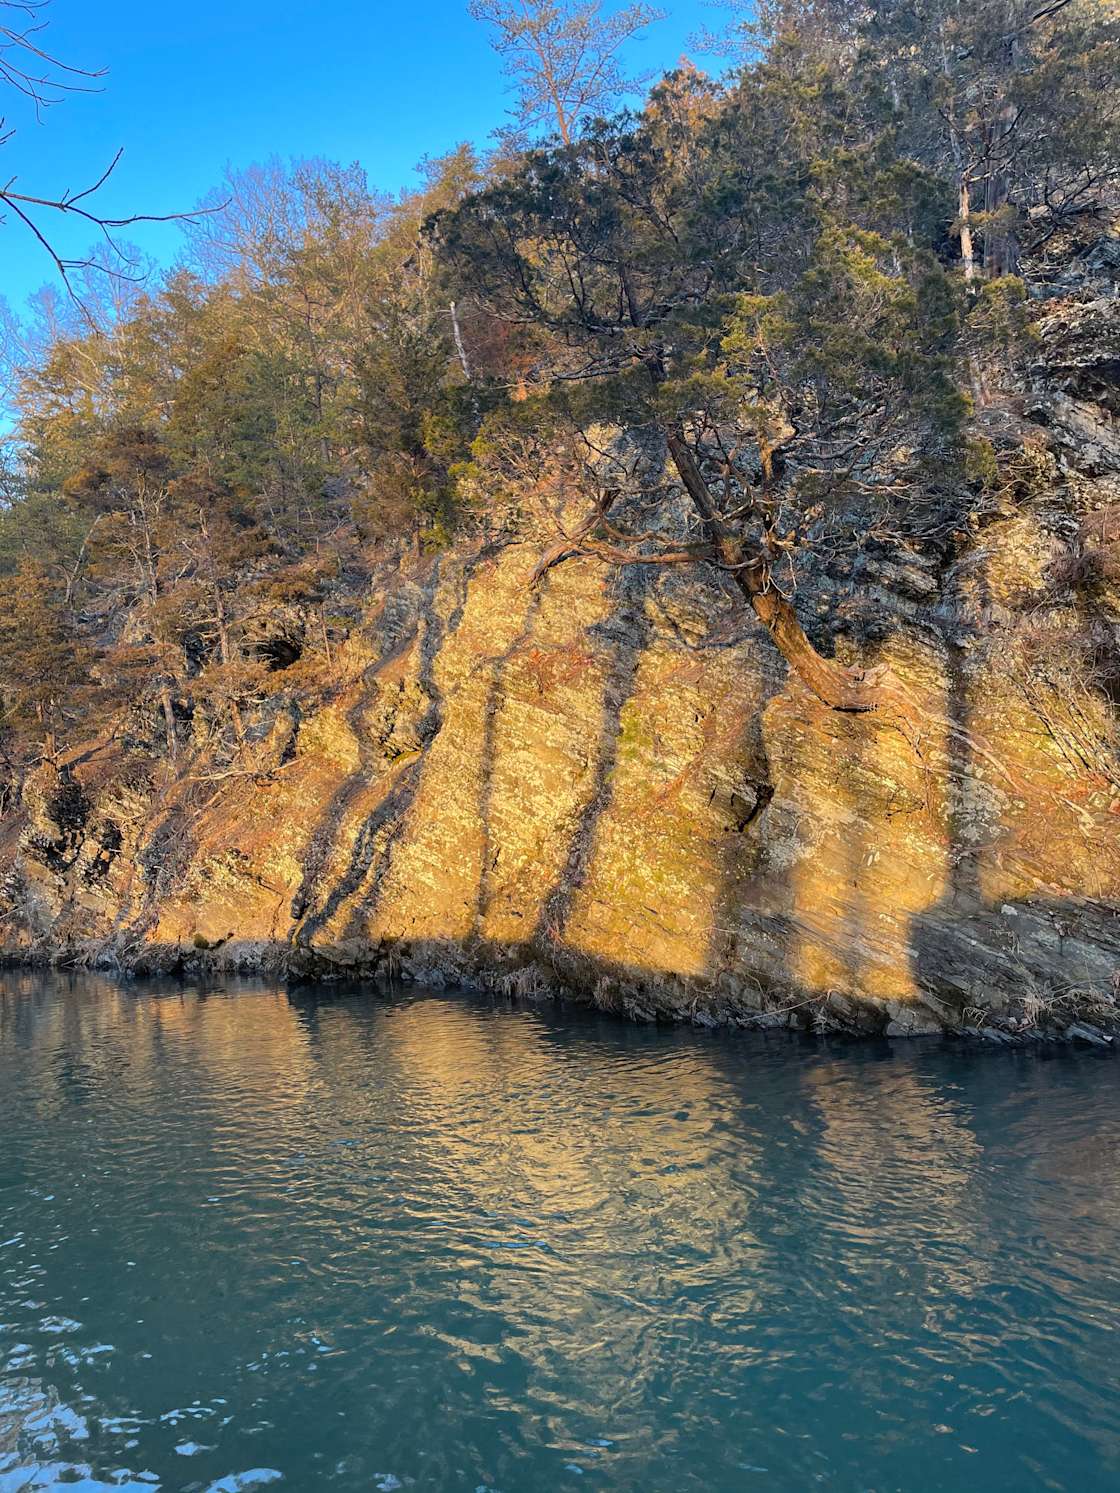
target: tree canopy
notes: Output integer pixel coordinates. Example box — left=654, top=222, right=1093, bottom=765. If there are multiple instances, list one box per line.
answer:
left=0, top=0, right=1116, bottom=759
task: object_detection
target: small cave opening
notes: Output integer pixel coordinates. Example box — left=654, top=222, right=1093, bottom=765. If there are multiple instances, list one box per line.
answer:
left=257, top=637, right=303, bottom=672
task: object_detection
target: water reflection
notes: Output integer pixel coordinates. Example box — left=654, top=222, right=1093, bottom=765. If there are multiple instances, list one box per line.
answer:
left=1, top=973, right=1118, bottom=1491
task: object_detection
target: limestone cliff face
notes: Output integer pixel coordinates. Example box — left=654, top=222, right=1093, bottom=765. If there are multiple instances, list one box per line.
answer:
left=3, top=256, right=1120, bottom=1038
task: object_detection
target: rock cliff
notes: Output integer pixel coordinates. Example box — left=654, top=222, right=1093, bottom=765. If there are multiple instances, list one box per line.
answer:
left=3, top=235, right=1120, bottom=1040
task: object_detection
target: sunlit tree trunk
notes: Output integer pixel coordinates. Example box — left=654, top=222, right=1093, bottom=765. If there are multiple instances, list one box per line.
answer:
left=663, top=430, right=886, bottom=712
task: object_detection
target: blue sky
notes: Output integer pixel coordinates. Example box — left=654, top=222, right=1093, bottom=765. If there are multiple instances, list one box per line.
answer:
left=0, top=0, right=729, bottom=315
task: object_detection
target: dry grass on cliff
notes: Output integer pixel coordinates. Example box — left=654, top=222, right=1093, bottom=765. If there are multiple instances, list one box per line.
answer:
left=1007, top=603, right=1120, bottom=794
left=1014, top=976, right=1119, bottom=1032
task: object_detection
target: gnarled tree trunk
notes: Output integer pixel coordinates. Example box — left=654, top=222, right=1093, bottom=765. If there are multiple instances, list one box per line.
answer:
left=663, top=429, right=887, bottom=712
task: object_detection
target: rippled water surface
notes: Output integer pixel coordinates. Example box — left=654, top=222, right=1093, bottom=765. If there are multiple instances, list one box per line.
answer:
left=1, top=973, right=1119, bottom=1491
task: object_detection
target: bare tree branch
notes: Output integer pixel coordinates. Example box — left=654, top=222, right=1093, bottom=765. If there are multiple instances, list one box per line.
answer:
left=0, top=2, right=224, bottom=327
left=0, top=0, right=105, bottom=118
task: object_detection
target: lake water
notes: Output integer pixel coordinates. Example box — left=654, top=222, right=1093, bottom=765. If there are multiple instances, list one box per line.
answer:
left=0, top=972, right=1118, bottom=1492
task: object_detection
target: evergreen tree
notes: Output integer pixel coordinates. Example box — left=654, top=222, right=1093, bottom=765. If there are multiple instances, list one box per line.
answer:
left=435, top=57, right=963, bottom=708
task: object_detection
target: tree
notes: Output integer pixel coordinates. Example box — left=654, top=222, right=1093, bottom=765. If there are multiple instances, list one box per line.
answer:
left=345, top=146, right=490, bottom=547
left=707, top=0, right=1120, bottom=279
left=858, top=0, right=1120, bottom=280
left=0, top=558, right=89, bottom=757
left=185, top=159, right=387, bottom=453
left=436, top=62, right=962, bottom=710
left=64, top=427, right=184, bottom=759
left=171, top=474, right=279, bottom=760
left=469, top=0, right=665, bottom=144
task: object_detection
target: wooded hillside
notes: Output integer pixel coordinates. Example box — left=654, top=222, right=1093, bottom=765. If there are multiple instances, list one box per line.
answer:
left=1, top=0, right=1118, bottom=769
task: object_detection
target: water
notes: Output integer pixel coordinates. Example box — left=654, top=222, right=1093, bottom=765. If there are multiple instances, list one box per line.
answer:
left=0, top=974, right=1118, bottom=1492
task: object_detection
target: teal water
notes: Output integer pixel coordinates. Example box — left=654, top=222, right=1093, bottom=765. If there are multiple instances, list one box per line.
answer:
left=0, top=973, right=1118, bottom=1492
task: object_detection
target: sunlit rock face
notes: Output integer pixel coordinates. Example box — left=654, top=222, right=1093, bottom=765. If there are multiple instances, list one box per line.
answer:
left=1, top=261, right=1119, bottom=1038
left=1, top=515, right=1117, bottom=1039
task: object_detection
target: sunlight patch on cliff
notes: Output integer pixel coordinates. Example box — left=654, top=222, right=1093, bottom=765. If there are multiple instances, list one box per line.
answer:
left=768, top=637, right=954, bottom=1004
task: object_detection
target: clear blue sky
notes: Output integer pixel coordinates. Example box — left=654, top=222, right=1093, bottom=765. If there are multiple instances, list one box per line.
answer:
left=0, top=0, right=729, bottom=315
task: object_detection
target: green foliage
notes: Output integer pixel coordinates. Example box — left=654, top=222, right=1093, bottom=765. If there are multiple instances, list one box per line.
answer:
left=963, top=436, right=1000, bottom=493
left=0, top=0, right=1116, bottom=763
left=437, top=43, right=969, bottom=537
left=963, top=276, right=1038, bottom=361
left=858, top=0, right=1120, bottom=273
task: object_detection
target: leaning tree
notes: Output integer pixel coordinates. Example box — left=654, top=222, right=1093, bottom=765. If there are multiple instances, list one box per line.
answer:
left=434, top=58, right=963, bottom=709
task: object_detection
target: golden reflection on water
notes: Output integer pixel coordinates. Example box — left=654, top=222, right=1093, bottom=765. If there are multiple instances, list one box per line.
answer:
left=805, top=1060, right=992, bottom=1295
left=377, top=995, right=763, bottom=1230
left=0, top=974, right=1077, bottom=1348
left=4, top=975, right=1120, bottom=1490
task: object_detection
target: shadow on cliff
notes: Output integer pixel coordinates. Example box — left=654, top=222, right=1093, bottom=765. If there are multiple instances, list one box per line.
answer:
left=289, top=546, right=662, bottom=970
left=472, top=583, right=552, bottom=933
left=291, top=550, right=485, bottom=950
left=910, top=635, right=1120, bottom=1023
left=696, top=551, right=910, bottom=1029
left=110, top=780, right=206, bottom=961
left=528, top=565, right=656, bottom=954
left=686, top=600, right=789, bottom=1016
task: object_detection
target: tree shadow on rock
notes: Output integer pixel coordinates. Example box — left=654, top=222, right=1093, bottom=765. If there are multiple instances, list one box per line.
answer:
left=291, top=551, right=483, bottom=952
left=529, top=564, right=656, bottom=957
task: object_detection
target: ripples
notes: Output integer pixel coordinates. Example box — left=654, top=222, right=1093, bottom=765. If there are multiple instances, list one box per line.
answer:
left=1, top=974, right=1119, bottom=1489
